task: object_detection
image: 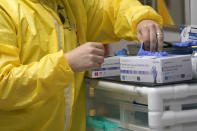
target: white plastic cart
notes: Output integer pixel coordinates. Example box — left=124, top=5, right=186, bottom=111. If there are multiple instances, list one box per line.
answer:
left=86, top=78, right=197, bottom=131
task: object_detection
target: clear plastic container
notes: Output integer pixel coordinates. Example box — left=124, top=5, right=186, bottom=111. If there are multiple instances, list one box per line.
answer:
left=120, top=102, right=148, bottom=127
left=86, top=86, right=147, bottom=130
left=191, top=46, right=197, bottom=79
left=86, top=88, right=121, bottom=120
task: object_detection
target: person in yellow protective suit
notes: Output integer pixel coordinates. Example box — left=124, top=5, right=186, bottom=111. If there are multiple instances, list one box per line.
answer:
left=0, top=0, right=163, bottom=131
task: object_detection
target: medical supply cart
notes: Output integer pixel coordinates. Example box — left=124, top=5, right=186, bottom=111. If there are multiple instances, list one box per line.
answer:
left=86, top=78, right=197, bottom=131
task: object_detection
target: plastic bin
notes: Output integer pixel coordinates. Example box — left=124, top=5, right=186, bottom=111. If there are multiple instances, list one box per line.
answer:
left=86, top=78, right=197, bottom=131
left=120, top=102, right=148, bottom=127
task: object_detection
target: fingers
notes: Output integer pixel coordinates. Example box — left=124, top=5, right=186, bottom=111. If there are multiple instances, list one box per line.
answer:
left=137, top=20, right=164, bottom=52
left=89, top=47, right=104, bottom=56
left=149, top=25, right=157, bottom=52
left=86, top=42, right=105, bottom=56
left=86, top=42, right=105, bottom=70
left=155, top=25, right=164, bottom=52
left=87, top=55, right=104, bottom=70
left=141, top=28, right=150, bottom=51
left=89, top=42, right=105, bottom=50
left=137, top=31, right=144, bottom=45
left=65, top=42, right=105, bottom=72
left=91, top=55, right=104, bottom=64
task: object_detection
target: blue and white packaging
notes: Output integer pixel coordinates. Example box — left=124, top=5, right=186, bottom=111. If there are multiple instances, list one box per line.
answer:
left=180, top=25, right=197, bottom=42
left=88, top=56, right=120, bottom=78
left=120, top=55, right=192, bottom=83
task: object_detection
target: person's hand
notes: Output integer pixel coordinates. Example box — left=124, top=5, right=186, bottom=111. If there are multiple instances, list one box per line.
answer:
left=137, top=20, right=164, bottom=52
left=65, top=42, right=104, bottom=72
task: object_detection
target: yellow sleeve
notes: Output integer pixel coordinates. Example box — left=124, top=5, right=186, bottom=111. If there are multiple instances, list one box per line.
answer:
left=84, top=0, right=163, bottom=43
left=0, top=9, right=74, bottom=111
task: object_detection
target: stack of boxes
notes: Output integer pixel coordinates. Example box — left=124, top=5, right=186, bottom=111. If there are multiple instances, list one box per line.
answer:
left=88, top=55, right=192, bottom=84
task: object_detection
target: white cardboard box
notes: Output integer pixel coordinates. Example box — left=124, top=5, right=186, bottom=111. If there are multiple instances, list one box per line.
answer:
left=88, top=56, right=120, bottom=78
left=120, top=55, right=192, bottom=83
